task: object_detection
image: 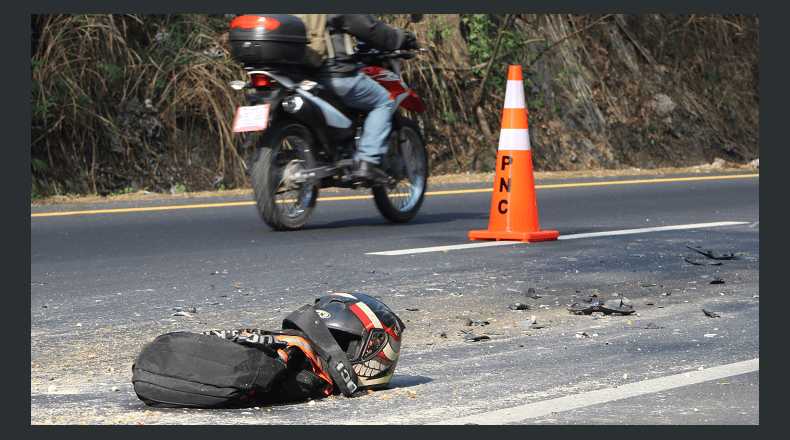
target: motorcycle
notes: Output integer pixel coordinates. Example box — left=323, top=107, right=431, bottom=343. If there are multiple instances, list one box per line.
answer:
left=228, top=20, right=429, bottom=231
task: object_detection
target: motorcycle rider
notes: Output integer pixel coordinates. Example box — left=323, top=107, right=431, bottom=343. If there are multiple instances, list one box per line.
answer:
left=317, top=14, right=420, bottom=185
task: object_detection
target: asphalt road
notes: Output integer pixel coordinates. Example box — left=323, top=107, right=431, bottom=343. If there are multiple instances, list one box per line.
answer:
left=30, top=171, right=759, bottom=425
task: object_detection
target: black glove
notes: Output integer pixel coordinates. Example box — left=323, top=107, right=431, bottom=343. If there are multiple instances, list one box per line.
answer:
left=402, top=31, right=419, bottom=50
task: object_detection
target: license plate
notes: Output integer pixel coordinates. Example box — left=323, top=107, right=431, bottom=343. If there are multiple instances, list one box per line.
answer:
left=233, top=104, right=270, bottom=132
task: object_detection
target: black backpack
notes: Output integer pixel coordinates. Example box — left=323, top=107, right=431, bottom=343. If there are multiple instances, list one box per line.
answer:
left=131, top=305, right=358, bottom=408
left=132, top=331, right=290, bottom=408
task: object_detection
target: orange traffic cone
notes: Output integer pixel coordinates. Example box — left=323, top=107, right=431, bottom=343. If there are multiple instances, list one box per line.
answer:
left=469, top=65, right=559, bottom=242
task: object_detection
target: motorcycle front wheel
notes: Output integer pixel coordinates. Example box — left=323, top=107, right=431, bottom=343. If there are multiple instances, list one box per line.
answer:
left=373, top=116, right=429, bottom=223
left=250, top=122, right=319, bottom=231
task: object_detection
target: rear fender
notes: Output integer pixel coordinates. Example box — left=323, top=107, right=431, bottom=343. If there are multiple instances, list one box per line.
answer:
left=252, top=118, right=332, bottom=166
left=262, top=71, right=353, bottom=128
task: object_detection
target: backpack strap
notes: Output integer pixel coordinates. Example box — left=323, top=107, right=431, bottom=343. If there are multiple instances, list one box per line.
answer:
left=282, top=304, right=359, bottom=396
left=272, top=333, right=334, bottom=397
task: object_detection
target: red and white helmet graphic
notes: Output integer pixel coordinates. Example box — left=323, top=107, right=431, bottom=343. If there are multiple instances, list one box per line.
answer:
left=313, top=292, right=405, bottom=389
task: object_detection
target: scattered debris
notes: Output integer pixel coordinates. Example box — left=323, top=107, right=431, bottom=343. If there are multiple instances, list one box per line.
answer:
left=575, top=332, right=591, bottom=338
left=429, top=331, right=447, bottom=338
left=463, top=334, right=491, bottom=342
left=643, top=322, right=664, bottom=329
left=709, top=278, right=725, bottom=284
left=685, top=245, right=740, bottom=260
left=568, top=302, right=636, bottom=315
left=406, top=308, right=420, bottom=312
left=461, top=316, right=490, bottom=326
left=701, top=309, right=721, bottom=318
left=205, top=301, right=220, bottom=305
left=173, top=307, right=196, bottom=313
left=517, top=316, right=538, bottom=326
left=508, top=301, right=530, bottom=311
left=606, top=298, right=632, bottom=309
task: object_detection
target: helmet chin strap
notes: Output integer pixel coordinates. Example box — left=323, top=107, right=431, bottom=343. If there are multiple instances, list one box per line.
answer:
left=282, top=304, right=359, bottom=396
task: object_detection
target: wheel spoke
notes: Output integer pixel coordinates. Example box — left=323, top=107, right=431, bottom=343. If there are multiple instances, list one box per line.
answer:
left=383, top=132, right=424, bottom=211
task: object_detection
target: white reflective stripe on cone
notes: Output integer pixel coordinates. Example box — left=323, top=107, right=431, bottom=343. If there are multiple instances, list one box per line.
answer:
left=504, top=80, right=526, bottom=109
left=498, top=129, right=531, bottom=151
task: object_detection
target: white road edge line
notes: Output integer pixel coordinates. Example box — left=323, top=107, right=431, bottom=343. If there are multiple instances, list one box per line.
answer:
left=367, top=221, right=749, bottom=255
left=429, top=358, right=759, bottom=425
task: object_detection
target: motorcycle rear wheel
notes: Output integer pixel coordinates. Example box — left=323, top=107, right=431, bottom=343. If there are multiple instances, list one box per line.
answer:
left=250, top=122, right=319, bottom=231
left=373, top=116, right=429, bottom=223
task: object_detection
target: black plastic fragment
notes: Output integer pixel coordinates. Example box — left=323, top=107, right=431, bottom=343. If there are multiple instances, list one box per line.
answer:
left=685, top=245, right=740, bottom=260
left=463, top=334, right=491, bottom=342
left=702, top=309, right=721, bottom=318
left=461, top=316, right=490, bottom=326
left=509, top=301, right=530, bottom=310
left=568, top=303, right=636, bottom=315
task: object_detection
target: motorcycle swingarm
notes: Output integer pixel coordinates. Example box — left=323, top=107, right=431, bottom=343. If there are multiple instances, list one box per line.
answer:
left=288, top=159, right=356, bottom=183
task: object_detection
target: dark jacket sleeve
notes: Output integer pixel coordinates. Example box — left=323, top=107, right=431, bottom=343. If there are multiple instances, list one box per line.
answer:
left=327, top=14, right=407, bottom=51
left=322, top=14, right=407, bottom=76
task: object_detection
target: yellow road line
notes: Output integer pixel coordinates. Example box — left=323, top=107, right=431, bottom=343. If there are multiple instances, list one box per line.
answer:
left=427, top=173, right=759, bottom=195
left=31, top=173, right=757, bottom=218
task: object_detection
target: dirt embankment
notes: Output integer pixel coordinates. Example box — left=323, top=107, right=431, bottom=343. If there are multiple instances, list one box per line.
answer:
left=414, top=14, right=759, bottom=177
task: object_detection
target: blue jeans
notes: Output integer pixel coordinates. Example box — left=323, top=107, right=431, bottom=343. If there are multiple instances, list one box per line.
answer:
left=318, top=71, right=394, bottom=165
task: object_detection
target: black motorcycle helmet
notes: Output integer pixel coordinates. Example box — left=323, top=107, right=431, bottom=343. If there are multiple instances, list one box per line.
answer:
left=313, top=293, right=405, bottom=389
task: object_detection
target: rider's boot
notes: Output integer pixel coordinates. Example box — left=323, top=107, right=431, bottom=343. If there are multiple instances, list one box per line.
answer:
left=354, top=160, right=389, bottom=186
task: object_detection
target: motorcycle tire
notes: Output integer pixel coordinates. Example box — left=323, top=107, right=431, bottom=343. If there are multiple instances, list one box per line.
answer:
left=373, top=116, right=429, bottom=223
left=250, top=122, right=320, bottom=231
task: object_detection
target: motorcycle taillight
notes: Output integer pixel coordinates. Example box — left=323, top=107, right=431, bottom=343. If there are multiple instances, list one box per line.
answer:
left=250, top=74, right=275, bottom=90
left=230, top=16, right=281, bottom=30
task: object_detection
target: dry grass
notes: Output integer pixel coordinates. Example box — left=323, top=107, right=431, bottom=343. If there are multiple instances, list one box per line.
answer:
left=31, top=14, right=247, bottom=196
